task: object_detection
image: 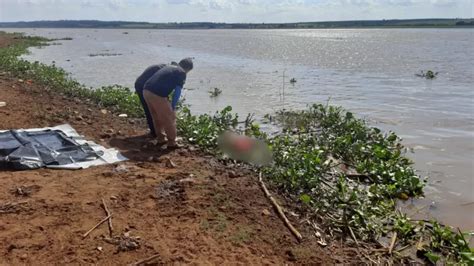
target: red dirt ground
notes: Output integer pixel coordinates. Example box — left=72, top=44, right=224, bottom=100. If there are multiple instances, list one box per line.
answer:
left=0, top=36, right=357, bottom=265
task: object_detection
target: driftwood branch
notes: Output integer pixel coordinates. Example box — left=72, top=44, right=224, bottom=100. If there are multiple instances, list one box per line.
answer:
left=101, top=198, right=113, bottom=237
left=82, top=214, right=113, bottom=239
left=130, top=254, right=161, bottom=266
left=388, top=232, right=397, bottom=254
left=258, top=172, right=303, bottom=242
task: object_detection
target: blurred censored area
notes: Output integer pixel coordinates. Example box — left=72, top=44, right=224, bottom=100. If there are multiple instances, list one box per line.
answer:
left=218, top=131, right=272, bottom=166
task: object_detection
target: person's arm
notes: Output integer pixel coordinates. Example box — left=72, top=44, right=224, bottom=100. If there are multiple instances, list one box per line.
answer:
left=171, top=85, right=182, bottom=110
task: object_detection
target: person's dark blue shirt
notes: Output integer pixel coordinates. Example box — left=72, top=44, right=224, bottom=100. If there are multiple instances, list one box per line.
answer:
left=144, top=65, right=186, bottom=110
left=134, top=64, right=166, bottom=92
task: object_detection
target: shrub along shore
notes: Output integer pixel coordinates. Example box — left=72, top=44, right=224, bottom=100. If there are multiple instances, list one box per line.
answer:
left=0, top=31, right=472, bottom=264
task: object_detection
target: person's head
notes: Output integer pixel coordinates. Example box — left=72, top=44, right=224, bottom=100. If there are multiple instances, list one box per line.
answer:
left=179, top=57, right=194, bottom=73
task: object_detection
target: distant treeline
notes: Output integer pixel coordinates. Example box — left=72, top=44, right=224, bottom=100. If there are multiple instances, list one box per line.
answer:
left=1, top=19, right=473, bottom=29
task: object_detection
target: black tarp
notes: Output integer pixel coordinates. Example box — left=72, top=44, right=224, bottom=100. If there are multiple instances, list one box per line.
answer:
left=0, top=129, right=102, bottom=170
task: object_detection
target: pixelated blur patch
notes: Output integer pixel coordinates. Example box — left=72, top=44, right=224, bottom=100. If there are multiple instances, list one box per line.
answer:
left=217, top=131, right=272, bottom=165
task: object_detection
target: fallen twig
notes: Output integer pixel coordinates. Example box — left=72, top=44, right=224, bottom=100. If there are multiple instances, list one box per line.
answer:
left=348, top=226, right=360, bottom=247
left=362, top=253, right=378, bottom=264
left=130, top=253, right=160, bottom=266
left=0, top=201, right=29, bottom=214
left=258, top=172, right=303, bottom=242
left=101, top=198, right=113, bottom=237
left=1, top=200, right=29, bottom=206
left=389, top=232, right=397, bottom=254
left=82, top=214, right=113, bottom=239
left=396, top=244, right=411, bottom=253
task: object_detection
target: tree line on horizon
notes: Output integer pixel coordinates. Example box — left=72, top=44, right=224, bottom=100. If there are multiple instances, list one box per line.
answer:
left=0, top=18, right=473, bottom=29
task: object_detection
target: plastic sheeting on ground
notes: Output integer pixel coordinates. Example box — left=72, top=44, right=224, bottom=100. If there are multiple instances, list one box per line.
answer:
left=0, top=124, right=127, bottom=170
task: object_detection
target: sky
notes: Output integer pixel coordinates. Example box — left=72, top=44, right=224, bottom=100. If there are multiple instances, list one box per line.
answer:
left=0, top=0, right=473, bottom=23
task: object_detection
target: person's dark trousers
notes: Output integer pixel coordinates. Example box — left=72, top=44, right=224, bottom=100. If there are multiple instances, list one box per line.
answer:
left=136, top=89, right=157, bottom=137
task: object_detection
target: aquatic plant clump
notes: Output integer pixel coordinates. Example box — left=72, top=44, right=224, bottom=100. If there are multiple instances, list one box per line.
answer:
left=268, top=104, right=424, bottom=197
left=177, top=106, right=238, bottom=151
left=0, top=31, right=472, bottom=264
left=263, top=106, right=473, bottom=263
left=209, top=87, right=223, bottom=98
left=88, top=53, right=123, bottom=57
left=416, top=70, right=438, bottom=79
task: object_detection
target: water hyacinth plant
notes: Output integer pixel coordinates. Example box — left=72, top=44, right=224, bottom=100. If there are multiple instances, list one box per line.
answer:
left=0, top=31, right=472, bottom=264
left=416, top=70, right=438, bottom=79
left=209, top=87, right=223, bottom=98
left=259, top=106, right=471, bottom=264
left=177, top=106, right=238, bottom=151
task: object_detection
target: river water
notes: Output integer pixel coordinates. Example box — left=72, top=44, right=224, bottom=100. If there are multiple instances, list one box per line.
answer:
left=4, top=28, right=473, bottom=230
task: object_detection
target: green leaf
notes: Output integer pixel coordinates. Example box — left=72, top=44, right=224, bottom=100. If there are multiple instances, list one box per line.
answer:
left=299, top=194, right=311, bottom=204
left=459, top=252, right=474, bottom=263
left=387, top=133, right=397, bottom=142
left=425, top=252, right=440, bottom=264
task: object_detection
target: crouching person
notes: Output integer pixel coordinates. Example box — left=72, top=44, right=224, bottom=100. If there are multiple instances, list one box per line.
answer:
left=143, top=58, right=193, bottom=149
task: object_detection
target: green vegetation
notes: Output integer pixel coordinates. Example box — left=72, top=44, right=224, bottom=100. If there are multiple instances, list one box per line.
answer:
left=416, top=70, right=438, bottom=79
left=1, top=31, right=472, bottom=264
left=51, top=37, right=73, bottom=41
left=88, top=53, right=122, bottom=57
left=1, top=18, right=473, bottom=29
left=456, top=20, right=474, bottom=26
left=262, top=107, right=472, bottom=264
left=204, top=207, right=229, bottom=233
left=208, top=87, right=223, bottom=98
left=177, top=106, right=238, bottom=152
left=229, top=227, right=253, bottom=245
left=288, top=246, right=315, bottom=260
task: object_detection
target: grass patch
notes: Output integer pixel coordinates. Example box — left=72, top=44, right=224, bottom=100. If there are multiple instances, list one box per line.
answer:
left=200, top=220, right=211, bottom=231
left=0, top=31, right=471, bottom=264
left=203, top=207, right=228, bottom=233
left=288, top=246, right=314, bottom=260
left=229, top=227, right=253, bottom=245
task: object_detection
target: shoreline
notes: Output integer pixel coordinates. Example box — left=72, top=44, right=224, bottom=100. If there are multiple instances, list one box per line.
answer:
left=0, top=34, right=346, bottom=264
left=0, top=31, right=472, bottom=264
